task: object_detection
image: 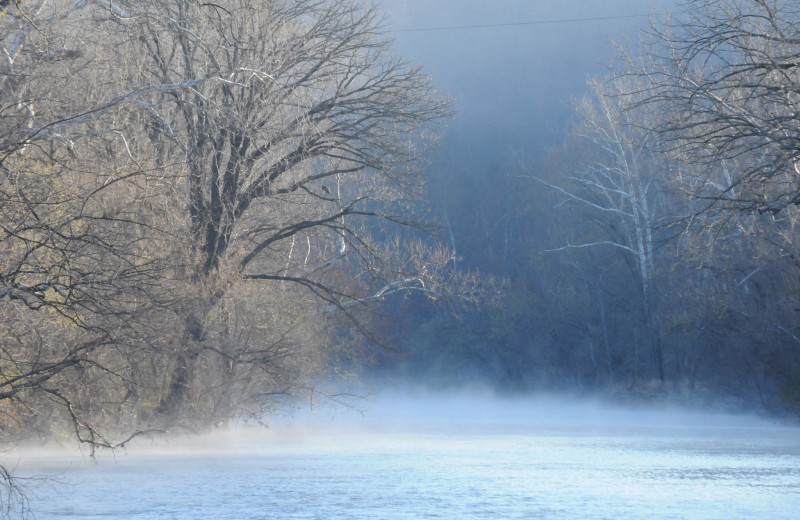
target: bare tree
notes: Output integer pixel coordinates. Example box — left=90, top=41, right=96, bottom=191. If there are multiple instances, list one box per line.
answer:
left=621, top=0, right=800, bottom=395
left=533, top=77, right=673, bottom=382
left=638, top=0, right=800, bottom=215
left=1, top=0, right=454, bottom=444
left=0, top=0, right=190, bottom=449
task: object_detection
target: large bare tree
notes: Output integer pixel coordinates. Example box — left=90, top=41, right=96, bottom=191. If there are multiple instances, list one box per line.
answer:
left=101, top=0, right=451, bottom=416
left=0, top=0, right=452, bottom=449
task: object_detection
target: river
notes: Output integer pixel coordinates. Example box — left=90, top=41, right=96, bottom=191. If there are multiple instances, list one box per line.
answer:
left=11, top=397, right=800, bottom=519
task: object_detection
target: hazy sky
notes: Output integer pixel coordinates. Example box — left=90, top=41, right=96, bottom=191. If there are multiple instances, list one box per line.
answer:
left=379, top=0, right=678, bottom=152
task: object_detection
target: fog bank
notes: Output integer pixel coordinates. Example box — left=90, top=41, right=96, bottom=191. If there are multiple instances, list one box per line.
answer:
left=11, top=392, right=793, bottom=466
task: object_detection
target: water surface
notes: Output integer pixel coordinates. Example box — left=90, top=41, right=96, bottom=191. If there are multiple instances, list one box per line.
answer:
left=13, top=400, right=800, bottom=519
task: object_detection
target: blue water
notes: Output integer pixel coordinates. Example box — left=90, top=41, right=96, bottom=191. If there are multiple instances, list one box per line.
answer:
left=14, top=417, right=800, bottom=520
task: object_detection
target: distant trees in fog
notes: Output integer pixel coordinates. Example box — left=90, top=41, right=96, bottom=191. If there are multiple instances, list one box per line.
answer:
left=533, top=77, right=670, bottom=383
left=532, top=0, right=800, bottom=407
left=384, top=0, right=800, bottom=414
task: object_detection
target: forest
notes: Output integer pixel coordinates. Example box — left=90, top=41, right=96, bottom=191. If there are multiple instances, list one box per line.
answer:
left=377, top=0, right=800, bottom=416
left=2, top=0, right=800, bottom=470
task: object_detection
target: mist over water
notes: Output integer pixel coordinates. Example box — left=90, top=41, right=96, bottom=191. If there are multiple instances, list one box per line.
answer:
left=14, top=394, right=800, bottom=520
left=255, top=391, right=790, bottom=437
left=14, top=392, right=791, bottom=460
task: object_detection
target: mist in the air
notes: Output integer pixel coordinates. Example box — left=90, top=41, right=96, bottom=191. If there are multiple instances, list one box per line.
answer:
left=382, top=0, right=677, bottom=153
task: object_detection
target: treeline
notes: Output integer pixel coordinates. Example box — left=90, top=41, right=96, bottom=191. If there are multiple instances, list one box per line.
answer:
left=3, top=1, right=799, bottom=465
left=0, top=0, right=467, bottom=454
left=380, top=0, right=800, bottom=415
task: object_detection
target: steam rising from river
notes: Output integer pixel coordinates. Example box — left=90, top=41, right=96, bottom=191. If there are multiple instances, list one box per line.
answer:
left=15, top=391, right=789, bottom=463
left=13, top=392, right=800, bottom=520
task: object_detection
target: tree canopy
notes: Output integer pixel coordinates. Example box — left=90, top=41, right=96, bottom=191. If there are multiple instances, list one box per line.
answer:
left=0, top=0, right=453, bottom=450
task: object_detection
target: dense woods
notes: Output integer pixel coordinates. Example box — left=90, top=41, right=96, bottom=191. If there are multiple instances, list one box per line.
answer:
left=380, top=0, right=800, bottom=415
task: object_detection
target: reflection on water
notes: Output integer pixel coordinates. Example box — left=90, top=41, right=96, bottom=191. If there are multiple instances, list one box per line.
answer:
left=11, top=399, right=800, bottom=519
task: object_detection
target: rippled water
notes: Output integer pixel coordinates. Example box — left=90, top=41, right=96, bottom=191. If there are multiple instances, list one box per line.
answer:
left=11, top=401, right=800, bottom=519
